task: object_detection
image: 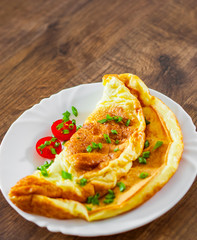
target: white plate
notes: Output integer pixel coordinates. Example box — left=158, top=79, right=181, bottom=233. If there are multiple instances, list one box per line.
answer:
left=0, top=83, right=196, bottom=237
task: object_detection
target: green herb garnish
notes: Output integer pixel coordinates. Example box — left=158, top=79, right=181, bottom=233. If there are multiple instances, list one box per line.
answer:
left=103, top=189, right=115, bottom=204
left=62, top=140, right=66, bottom=145
left=51, top=148, right=57, bottom=155
left=87, top=142, right=102, bottom=152
left=37, top=161, right=53, bottom=171
left=79, top=178, right=87, bottom=186
left=85, top=205, right=92, bottom=211
left=104, top=134, right=111, bottom=143
left=114, top=116, right=123, bottom=122
left=97, top=119, right=107, bottom=124
left=51, top=137, right=57, bottom=142
left=114, top=148, right=119, bottom=152
left=86, top=145, right=92, bottom=152
left=142, top=151, right=150, bottom=158
left=139, top=172, right=149, bottom=179
left=115, top=139, right=119, bottom=144
left=38, top=144, right=46, bottom=150
left=98, top=143, right=103, bottom=149
left=54, top=142, right=60, bottom=148
left=103, top=198, right=114, bottom=204
left=37, top=161, right=53, bottom=177
left=71, top=106, right=78, bottom=117
left=97, top=115, right=123, bottom=124
left=138, top=157, right=147, bottom=164
left=62, top=111, right=71, bottom=122
left=77, top=125, right=82, bottom=131
left=106, top=114, right=113, bottom=120
left=117, top=182, right=126, bottom=192
left=62, top=170, right=72, bottom=180
left=63, top=129, right=69, bottom=134
left=87, top=193, right=100, bottom=205
left=56, top=122, right=64, bottom=130
left=39, top=166, right=48, bottom=177
left=125, top=119, right=130, bottom=126
left=144, top=140, right=149, bottom=148
left=153, top=141, right=163, bottom=150
left=111, top=129, right=118, bottom=135
left=72, top=119, right=76, bottom=125
left=44, top=141, right=51, bottom=146
left=69, top=123, right=74, bottom=129
left=145, top=117, right=150, bottom=125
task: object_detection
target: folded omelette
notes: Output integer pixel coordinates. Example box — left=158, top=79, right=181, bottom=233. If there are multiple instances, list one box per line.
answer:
left=9, top=73, right=183, bottom=221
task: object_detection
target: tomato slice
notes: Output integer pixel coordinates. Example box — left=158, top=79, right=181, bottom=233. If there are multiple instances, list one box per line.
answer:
left=51, top=120, right=76, bottom=141
left=36, top=136, right=62, bottom=159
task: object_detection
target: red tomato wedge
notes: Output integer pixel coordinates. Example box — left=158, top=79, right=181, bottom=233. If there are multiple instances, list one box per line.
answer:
left=51, top=120, right=76, bottom=141
left=36, top=136, right=62, bottom=159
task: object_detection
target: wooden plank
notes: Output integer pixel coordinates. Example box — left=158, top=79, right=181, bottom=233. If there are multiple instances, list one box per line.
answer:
left=0, top=0, right=196, bottom=239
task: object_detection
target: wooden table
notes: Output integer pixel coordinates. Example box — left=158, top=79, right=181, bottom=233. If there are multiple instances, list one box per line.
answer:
left=0, top=0, right=196, bottom=239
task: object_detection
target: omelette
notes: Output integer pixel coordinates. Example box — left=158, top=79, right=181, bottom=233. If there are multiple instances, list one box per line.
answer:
left=9, top=73, right=183, bottom=221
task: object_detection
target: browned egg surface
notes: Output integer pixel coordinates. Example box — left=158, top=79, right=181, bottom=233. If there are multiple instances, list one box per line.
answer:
left=66, top=106, right=141, bottom=175
left=88, top=106, right=171, bottom=210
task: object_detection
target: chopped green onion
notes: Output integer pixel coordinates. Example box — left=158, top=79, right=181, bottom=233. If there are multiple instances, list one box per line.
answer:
left=79, top=178, right=87, bottom=186
left=92, top=142, right=99, bottom=149
left=98, top=143, right=102, bottom=149
left=111, top=129, right=118, bottom=135
left=54, top=142, right=60, bottom=148
left=125, top=119, right=130, bottom=126
left=51, top=148, right=57, bottom=155
left=103, top=198, right=114, bottom=204
left=37, top=161, right=53, bottom=171
left=85, top=205, right=92, bottom=211
left=51, top=137, right=57, bottom=142
left=71, top=106, right=78, bottom=117
left=153, top=141, right=163, bottom=150
left=38, top=144, right=46, bottom=150
left=144, top=140, right=149, bottom=148
left=87, top=193, right=100, bottom=205
left=63, top=129, right=69, bottom=134
left=106, top=114, right=113, bottom=120
left=103, top=189, right=115, bottom=204
left=62, top=170, right=72, bottom=180
left=56, top=122, right=64, bottom=130
left=115, top=140, right=119, bottom=145
left=72, top=119, right=76, bottom=125
left=139, top=172, right=149, bottom=179
left=77, top=125, right=82, bottom=131
left=105, top=189, right=115, bottom=199
left=86, top=145, right=92, bottom=152
left=62, top=140, right=66, bottom=145
left=44, top=141, right=51, bottom=146
left=104, top=134, right=111, bottom=143
left=97, top=119, right=107, bottom=124
left=40, top=166, right=48, bottom=177
left=62, top=111, right=71, bottom=122
left=117, top=182, right=126, bottom=192
left=69, top=123, right=74, bottom=129
left=114, top=148, right=119, bottom=152
left=138, top=157, right=147, bottom=164
left=145, top=117, right=150, bottom=125
left=114, top=116, right=123, bottom=122
left=142, top=151, right=150, bottom=158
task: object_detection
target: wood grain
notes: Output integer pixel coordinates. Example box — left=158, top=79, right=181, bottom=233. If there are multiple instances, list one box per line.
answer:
left=0, top=0, right=196, bottom=239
